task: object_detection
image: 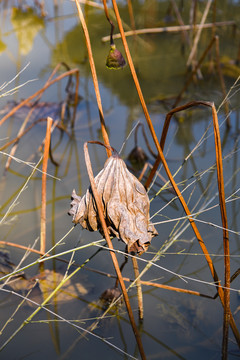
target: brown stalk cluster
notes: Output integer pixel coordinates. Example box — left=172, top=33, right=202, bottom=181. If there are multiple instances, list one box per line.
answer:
left=68, top=153, right=158, bottom=254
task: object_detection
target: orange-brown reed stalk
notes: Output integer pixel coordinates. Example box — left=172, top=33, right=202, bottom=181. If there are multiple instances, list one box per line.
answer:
left=84, top=141, right=146, bottom=360
left=110, top=1, right=240, bottom=347
left=136, top=280, right=214, bottom=299
left=74, top=0, right=111, bottom=157
left=40, top=117, right=53, bottom=254
left=102, top=0, right=143, bottom=320
left=83, top=266, right=216, bottom=299
left=212, top=105, right=230, bottom=357
left=0, top=241, right=46, bottom=257
left=132, top=257, right=143, bottom=320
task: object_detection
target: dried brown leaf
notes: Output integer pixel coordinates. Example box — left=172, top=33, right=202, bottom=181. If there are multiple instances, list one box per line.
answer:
left=69, top=154, right=158, bottom=254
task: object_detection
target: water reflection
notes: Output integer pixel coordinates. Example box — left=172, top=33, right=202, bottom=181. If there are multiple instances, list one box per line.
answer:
left=0, top=1, right=240, bottom=359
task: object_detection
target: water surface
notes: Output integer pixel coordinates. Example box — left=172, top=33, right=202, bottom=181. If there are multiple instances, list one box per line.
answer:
left=0, top=1, right=240, bottom=359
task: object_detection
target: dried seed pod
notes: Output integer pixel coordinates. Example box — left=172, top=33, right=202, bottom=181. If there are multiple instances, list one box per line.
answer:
left=106, top=44, right=126, bottom=70
left=68, top=154, right=158, bottom=254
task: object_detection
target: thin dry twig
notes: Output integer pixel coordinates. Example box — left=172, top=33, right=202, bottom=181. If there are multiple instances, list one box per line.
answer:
left=0, top=62, right=37, bottom=98
left=101, top=21, right=236, bottom=42
left=83, top=265, right=215, bottom=298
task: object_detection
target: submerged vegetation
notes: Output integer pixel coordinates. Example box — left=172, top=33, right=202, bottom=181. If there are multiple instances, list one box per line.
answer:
left=0, top=1, right=240, bottom=359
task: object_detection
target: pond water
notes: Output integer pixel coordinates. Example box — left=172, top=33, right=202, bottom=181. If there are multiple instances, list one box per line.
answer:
left=0, top=1, right=240, bottom=359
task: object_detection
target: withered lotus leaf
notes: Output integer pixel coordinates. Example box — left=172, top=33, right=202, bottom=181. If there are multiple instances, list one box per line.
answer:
left=68, top=154, right=158, bottom=254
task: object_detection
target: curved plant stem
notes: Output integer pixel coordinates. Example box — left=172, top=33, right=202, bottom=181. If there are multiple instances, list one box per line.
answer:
left=110, top=1, right=240, bottom=347
left=102, top=0, right=115, bottom=45
left=74, top=0, right=111, bottom=157
left=145, top=101, right=213, bottom=189
left=84, top=141, right=146, bottom=360
left=148, top=100, right=233, bottom=352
